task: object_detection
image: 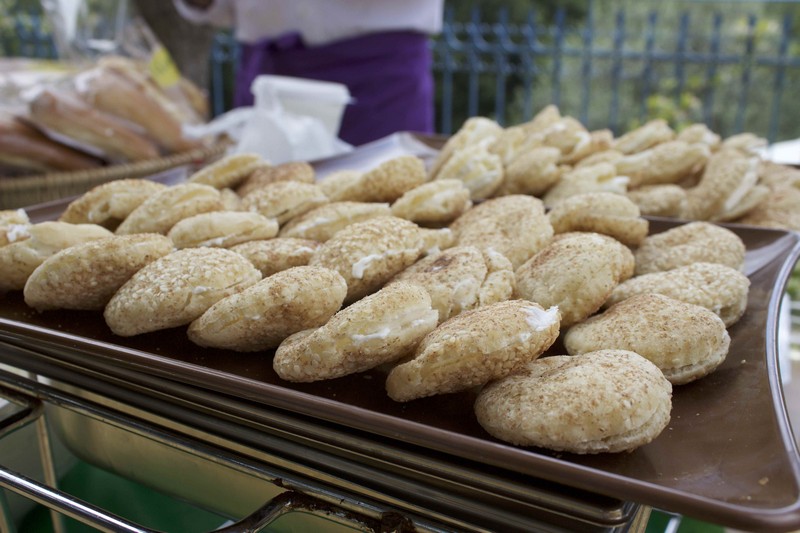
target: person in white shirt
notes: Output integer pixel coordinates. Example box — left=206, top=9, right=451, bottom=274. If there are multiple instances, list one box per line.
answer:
left=175, top=0, right=444, bottom=145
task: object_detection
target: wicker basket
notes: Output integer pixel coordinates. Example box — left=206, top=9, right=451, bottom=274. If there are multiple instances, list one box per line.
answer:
left=0, top=142, right=229, bottom=209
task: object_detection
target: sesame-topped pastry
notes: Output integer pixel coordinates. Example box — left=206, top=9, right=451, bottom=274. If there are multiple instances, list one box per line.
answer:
left=626, top=185, right=688, bottom=218
left=0, top=209, right=30, bottom=247
left=515, top=232, right=634, bottom=328
left=605, top=262, right=750, bottom=327
left=429, top=116, right=503, bottom=180
left=434, top=145, right=504, bottom=200
left=188, top=152, right=265, bottom=190
left=59, top=179, right=167, bottom=230
left=240, top=181, right=328, bottom=225
left=451, top=194, right=553, bottom=269
left=475, top=350, right=672, bottom=454
left=565, top=293, right=730, bottom=385
left=279, top=201, right=392, bottom=241
left=676, top=123, right=721, bottom=151
left=542, top=163, right=629, bottom=208
left=547, top=192, right=649, bottom=247
left=386, top=300, right=560, bottom=402
left=309, top=216, right=424, bottom=303
left=273, top=282, right=439, bottom=382
left=493, top=146, right=562, bottom=197
left=229, top=238, right=320, bottom=278
left=115, top=183, right=223, bottom=235
left=23, top=234, right=173, bottom=311
left=104, top=247, right=261, bottom=336
left=390, top=246, right=515, bottom=324
left=634, top=221, right=746, bottom=276
left=681, top=151, right=761, bottom=221
left=236, top=161, right=314, bottom=197
left=167, top=211, right=278, bottom=249
left=612, top=119, right=675, bottom=154
left=390, top=179, right=472, bottom=225
left=0, top=221, right=113, bottom=292
left=188, top=266, right=347, bottom=352
left=615, top=140, right=710, bottom=188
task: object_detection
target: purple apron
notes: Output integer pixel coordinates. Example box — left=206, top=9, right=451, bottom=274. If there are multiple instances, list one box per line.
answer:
left=234, top=31, right=434, bottom=146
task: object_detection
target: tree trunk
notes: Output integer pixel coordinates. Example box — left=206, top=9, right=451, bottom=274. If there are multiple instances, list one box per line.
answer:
left=132, top=0, right=216, bottom=89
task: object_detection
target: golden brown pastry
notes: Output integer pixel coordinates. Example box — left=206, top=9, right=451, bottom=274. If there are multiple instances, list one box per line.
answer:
left=167, top=211, right=279, bottom=249
left=386, top=300, right=560, bottom=402
left=0, top=221, right=113, bottom=292
left=634, top=221, right=746, bottom=275
left=429, top=116, right=503, bottom=180
left=451, top=195, right=553, bottom=269
left=104, top=247, right=261, bottom=336
left=682, top=151, right=760, bottom=221
left=612, top=119, right=675, bottom=155
left=115, top=183, right=223, bottom=235
left=474, top=350, right=672, bottom=454
left=23, top=234, right=173, bottom=311
left=390, top=179, right=472, bottom=225
left=515, top=232, right=634, bottom=327
left=188, top=266, right=347, bottom=351
left=626, top=185, right=688, bottom=218
left=229, top=238, right=320, bottom=278
left=605, top=262, right=750, bottom=327
left=542, top=163, right=629, bottom=207
left=59, top=179, right=167, bottom=229
left=564, top=293, right=730, bottom=385
left=29, top=89, right=160, bottom=162
left=273, top=282, right=439, bottom=382
left=309, top=216, right=424, bottom=303
left=493, top=146, right=563, bottom=197
left=390, top=246, right=515, bottom=323
left=240, top=181, right=329, bottom=226
left=235, top=161, right=314, bottom=197
left=188, top=153, right=265, bottom=190
left=279, top=201, right=392, bottom=241
left=547, top=192, right=649, bottom=247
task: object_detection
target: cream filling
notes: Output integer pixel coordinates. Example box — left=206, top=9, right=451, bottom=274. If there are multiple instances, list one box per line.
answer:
left=523, top=305, right=560, bottom=331
left=351, top=248, right=408, bottom=279
left=723, top=159, right=760, bottom=212
left=6, top=224, right=30, bottom=243
left=351, top=307, right=438, bottom=344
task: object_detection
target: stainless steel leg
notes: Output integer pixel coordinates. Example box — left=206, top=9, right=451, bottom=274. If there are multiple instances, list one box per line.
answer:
left=36, top=415, right=66, bottom=533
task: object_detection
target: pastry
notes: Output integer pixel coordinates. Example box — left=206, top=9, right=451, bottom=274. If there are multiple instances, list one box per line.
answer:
left=720, top=133, right=767, bottom=155
left=0, top=221, right=113, bottom=292
left=167, top=211, right=279, bottom=249
left=547, top=192, right=649, bottom=247
left=515, top=232, right=634, bottom=327
left=317, top=170, right=364, bottom=202
left=236, top=161, right=314, bottom=197
left=493, top=146, right=562, bottom=197
left=605, top=262, right=750, bottom=327
left=429, top=116, right=503, bottom=179
left=279, top=201, right=392, bottom=241
left=115, top=183, right=223, bottom=235
left=676, top=123, right=721, bottom=150
left=451, top=195, right=553, bottom=269
left=612, top=119, right=675, bottom=154
left=240, top=181, right=328, bottom=226
left=0, top=209, right=30, bottom=247
left=474, top=350, right=672, bottom=454
left=386, top=300, right=560, bottom=402
left=434, top=145, right=504, bottom=200
left=188, top=266, right=347, bottom=351
left=23, top=234, right=173, bottom=311
left=188, top=153, right=265, bottom=190
left=230, top=238, right=320, bottom=278
left=309, top=216, right=424, bottom=303
left=390, top=246, right=515, bottom=323
left=682, top=152, right=760, bottom=221
left=564, top=293, right=730, bottom=385
left=390, top=179, right=472, bottom=225
left=634, top=221, right=746, bottom=275
left=615, top=140, right=710, bottom=188
left=273, top=282, right=439, bottom=382
left=104, top=247, right=261, bottom=336
left=542, top=162, right=629, bottom=207
left=626, top=185, right=688, bottom=218
left=736, top=185, right=800, bottom=231
left=59, top=179, right=167, bottom=229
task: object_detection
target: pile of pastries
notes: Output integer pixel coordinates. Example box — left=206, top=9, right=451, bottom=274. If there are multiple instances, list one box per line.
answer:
left=3, top=104, right=787, bottom=455
left=0, top=55, right=209, bottom=176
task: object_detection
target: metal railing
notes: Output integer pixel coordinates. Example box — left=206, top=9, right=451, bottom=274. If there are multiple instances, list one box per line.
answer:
left=2, top=1, right=800, bottom=140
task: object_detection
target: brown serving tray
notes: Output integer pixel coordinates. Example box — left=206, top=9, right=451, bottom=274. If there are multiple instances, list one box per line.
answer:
left=2, top=134, right=800, bottom=531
